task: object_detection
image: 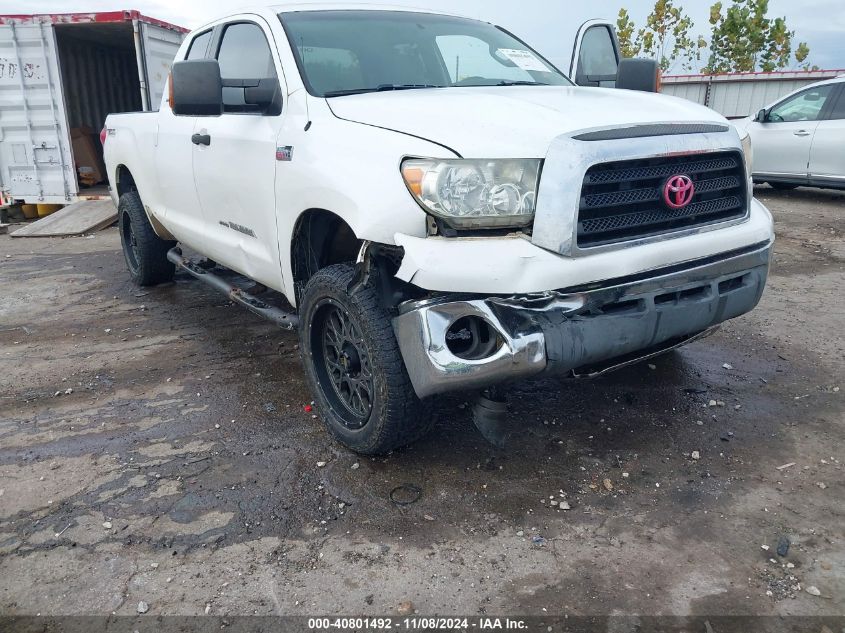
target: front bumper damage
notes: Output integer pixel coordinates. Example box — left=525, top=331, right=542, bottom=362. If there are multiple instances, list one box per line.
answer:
left=393, top=241, right=772, bottom=399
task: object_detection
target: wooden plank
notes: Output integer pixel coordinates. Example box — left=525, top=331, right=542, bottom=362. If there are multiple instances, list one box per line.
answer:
left=10, top=199, right=116, bottom=238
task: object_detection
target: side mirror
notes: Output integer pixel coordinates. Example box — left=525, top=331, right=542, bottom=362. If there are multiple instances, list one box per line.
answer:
left=219, top=77, right=282, bottom=115
left=170, top=59, right=222, bottom=116
left=245, top=79, right=282, bottom=115
left=616, top=58, right=660, bottom=92
left=755, top=108, right=768, bottom=123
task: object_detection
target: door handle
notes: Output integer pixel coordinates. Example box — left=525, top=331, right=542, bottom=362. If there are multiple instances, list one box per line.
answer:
left=793, top=130, right=811, bottom=137
left=191, top=133, right=211, bottom=146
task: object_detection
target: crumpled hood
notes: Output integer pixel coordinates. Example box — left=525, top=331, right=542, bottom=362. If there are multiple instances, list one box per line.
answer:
left=327, top=86, right=729, bottom=158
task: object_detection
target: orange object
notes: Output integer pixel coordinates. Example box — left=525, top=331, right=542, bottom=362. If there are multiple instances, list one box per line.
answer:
left=21, top=204, right=39, bottom=219
left=402, top=166, right=424, bottom=196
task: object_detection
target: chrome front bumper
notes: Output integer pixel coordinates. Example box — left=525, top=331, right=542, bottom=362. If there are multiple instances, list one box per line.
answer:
left=392, top=241, right=772, bottom=399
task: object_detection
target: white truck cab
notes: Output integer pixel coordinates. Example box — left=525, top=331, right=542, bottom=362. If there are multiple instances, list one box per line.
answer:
left=103, top=5, right=773, bottom=454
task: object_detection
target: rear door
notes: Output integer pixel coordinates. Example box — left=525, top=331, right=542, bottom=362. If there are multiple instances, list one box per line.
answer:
left=138, top=20, right=184, bottom=110
left=570, top=20, right=620, bottom=88
left=808, top=83, right=845, bottom=185
left=191, top=16, right=287, bottom=290
left=750, top=83, right=837, bottom=180
left=151, top=29, right=210, bottom=240
left=0, top=20, right=76, bottom=203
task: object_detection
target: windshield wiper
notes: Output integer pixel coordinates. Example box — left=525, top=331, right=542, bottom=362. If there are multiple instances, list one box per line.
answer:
left=376, top=83, right=442, bottom=91
left=494, top=80, right=550, bottom=86
left=324, top=84, right=441, bottom=98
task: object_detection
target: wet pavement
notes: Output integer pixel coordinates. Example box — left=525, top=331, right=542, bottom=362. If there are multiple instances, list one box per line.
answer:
left=0, top=185, right=843, bottom=617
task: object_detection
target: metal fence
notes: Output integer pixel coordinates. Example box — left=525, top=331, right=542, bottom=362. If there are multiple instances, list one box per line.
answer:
left=661, top=69, right=844, bottom=118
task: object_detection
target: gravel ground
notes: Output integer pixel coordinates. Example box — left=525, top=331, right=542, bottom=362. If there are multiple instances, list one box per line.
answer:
left=0, top=185, right=842, bottom=619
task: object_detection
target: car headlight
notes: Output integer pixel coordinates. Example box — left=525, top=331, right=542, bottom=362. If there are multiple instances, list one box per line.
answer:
left=740, top=130, right=753, bottom=177
left=401, top=158, right=541, bottom=229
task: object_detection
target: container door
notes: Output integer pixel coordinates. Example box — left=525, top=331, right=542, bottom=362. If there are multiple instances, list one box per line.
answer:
left=138, top=21, right=184, bottom=110
left=0, top=21, right=76, bottom=203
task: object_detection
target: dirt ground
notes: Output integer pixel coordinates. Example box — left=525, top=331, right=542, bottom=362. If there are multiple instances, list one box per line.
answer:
left=0, top=185, right=842, bottom=619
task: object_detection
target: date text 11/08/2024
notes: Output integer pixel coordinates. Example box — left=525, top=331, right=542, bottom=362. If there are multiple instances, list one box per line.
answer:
left=307, top=617, right=528, bottom=629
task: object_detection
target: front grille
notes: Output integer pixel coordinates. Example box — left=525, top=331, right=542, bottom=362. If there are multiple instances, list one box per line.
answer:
left=578, top=151, right=747, bottom=248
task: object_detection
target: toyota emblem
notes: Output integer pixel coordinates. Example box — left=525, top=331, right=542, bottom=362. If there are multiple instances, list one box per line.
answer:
left=663, top=174, right=695, bottom=209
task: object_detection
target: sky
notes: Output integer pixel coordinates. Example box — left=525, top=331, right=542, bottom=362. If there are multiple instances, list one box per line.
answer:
left=4, top=0, right=844, bottom=73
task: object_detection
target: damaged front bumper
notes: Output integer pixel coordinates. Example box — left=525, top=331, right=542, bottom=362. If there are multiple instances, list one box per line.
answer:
left=393, top=241, right=772, bottom=398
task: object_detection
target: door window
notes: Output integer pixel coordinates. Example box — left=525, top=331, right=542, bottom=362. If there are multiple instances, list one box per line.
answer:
left=576, top=25, right=618, bottom=87
left=185, top=30, right=212, bottom=60
left=826, top=86, right=845, bottom=120
left=768, top=85, right=834, bottom=122
left=216, top=22, right=279, bottom=113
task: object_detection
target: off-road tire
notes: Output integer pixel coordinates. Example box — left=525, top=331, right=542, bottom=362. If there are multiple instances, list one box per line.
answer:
left=118, top=191, right=176, bottom=286
left=298, top=263, right=433, bottom=454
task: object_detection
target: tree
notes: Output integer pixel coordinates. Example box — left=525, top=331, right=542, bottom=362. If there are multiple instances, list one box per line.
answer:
left=616, top=1, right=706, bottom=72
left=705, top=0, right=811, bottom=73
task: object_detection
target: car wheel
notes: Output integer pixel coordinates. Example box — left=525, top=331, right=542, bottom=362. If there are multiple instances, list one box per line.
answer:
left=118, top=191, right=176, bottom=286
left=298, top=263, right=433, bottom=454
left=768, top=182, right=799, bottom=191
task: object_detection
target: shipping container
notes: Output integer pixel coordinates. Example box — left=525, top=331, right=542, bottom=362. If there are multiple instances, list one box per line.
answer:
left=662, top=69, right=845, bottom=119
left=0, top=10, right=187, bottom=205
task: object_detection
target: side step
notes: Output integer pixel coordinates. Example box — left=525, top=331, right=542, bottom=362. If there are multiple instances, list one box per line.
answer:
left=167, top=248, right=298, bottom=331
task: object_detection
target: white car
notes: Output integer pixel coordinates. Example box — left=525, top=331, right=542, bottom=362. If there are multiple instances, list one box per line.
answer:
left=103, top=5, right=773, bottom=454
left=739, top=76, right=845, bottom=190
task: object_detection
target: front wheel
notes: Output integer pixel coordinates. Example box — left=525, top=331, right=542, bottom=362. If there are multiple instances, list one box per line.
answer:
left=298, top=264, right=432, bottom=454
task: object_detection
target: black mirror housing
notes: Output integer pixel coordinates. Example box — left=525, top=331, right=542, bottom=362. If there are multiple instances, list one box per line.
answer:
left=755, top=108, right=768, bottom=123
left=616, top=58, right=660, bottom=92
left=171, top=60, right=223, bottom=116
left=244, top=78, right=282, bottom=115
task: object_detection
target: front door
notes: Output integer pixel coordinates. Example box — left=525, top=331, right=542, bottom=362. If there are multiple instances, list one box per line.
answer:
left=192, top=17, right=287, bottom=291
left=750, top=83, right=837, bottom=179
left=152, top=28, right=213, bottom=242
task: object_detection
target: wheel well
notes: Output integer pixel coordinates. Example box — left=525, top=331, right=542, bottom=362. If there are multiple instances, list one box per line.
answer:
left=115, top=165, right=136, bottom=198
left=291, top=210, right=362, bottom=301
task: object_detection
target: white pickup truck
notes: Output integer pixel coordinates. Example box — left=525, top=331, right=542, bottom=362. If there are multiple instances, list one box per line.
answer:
left=103, top=5, right=774, bottom=454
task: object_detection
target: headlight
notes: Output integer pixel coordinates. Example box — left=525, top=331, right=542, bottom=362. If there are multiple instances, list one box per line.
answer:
left=740, top=130, right=753, bottom=177
left=401, top=158, right=541, bottom=229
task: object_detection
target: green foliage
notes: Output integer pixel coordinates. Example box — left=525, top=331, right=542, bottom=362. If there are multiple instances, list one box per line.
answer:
left=705, top=0, right=811, bottom=72
left=616, top=0, right=706, bottom=72
left=617, top=8, right=640, bottom=58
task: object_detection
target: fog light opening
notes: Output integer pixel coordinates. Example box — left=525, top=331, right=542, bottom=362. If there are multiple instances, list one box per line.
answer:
left=445, top=316, right=501, bottom=360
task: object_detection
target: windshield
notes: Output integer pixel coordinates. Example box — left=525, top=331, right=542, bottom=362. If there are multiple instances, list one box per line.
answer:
left=279, top=10, right=571, bottom=97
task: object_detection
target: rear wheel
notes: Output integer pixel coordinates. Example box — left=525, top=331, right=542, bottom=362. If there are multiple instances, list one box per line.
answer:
left=118, top=191, right=175, bottom=286
left=298, top=263, right=433, bottom=454
left=768, top=182, right=799, bottom=191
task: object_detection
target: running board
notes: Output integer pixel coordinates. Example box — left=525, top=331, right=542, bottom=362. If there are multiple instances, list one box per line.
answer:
left=167, top=248, right=298, bottom=331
